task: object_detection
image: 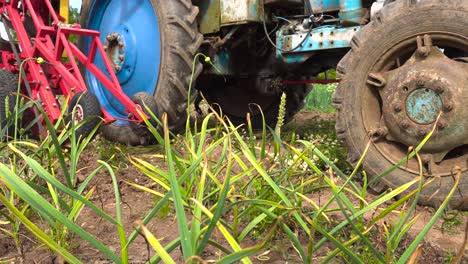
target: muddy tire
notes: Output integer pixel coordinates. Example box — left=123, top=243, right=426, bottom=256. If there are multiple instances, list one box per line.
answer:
left=80, top=0, right=202, bottom=145
left=68, top=92, right=102, bottom=140
left=0, top=70, right=18, bottom=140
left=101, top=92, right=159, bottom=145
left=333, top=0, right=468, bottom=210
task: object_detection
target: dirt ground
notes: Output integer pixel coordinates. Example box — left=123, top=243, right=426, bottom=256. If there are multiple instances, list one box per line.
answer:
left=0, top=111, right=467, bottom=263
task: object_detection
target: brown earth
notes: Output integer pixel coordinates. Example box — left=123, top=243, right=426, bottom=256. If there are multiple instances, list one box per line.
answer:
left=0, top=111, right=467, bottom=263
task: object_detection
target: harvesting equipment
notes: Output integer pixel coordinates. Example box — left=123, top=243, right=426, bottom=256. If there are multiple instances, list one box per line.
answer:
left=0, top=0, right=155, bottom=143
left=0, top=0, right=465, bottom=209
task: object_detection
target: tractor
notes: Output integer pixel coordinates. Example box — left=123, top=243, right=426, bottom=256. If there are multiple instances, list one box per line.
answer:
left=0, top=0, right=466, bottom=210
left=78, top=0, right=467, bottom=210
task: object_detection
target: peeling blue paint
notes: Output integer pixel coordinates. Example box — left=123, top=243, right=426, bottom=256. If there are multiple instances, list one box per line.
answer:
left=277, top=26, right=360, bottom=64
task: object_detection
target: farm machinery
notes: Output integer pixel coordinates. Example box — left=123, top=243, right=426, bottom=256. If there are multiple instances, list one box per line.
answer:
left=0, top=0, right=154, bottom=142
left=0, top=0, right=465, bottom=209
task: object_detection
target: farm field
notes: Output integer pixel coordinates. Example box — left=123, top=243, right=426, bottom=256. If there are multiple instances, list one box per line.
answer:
left=0, top=86, right=467, bottom=264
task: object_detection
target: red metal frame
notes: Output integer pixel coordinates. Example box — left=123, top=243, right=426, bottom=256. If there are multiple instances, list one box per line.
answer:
left=0, top=0, right=146, bottom=136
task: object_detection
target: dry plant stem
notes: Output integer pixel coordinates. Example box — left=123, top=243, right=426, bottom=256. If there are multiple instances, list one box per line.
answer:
left=453, top=220, right=468, bottom=264
left=407, top=245, right=423, bottom=264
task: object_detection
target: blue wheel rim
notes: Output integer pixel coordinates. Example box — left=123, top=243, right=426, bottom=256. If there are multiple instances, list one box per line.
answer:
left=84, top=0, right=161, bottom=126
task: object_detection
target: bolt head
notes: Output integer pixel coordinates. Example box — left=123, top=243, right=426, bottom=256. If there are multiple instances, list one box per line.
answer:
left=437, top=120, right=448, bottom=129
left=434, top=86, right=444, bottom=94
left=444, top=103, right=453, bottom=112
left=119, top=55, right=125, bottom=61
left=118, top=42, right=125, bottom=47
left=394, top=104, right=402, bottom=113
left=418, top=128, right=427, bottom=136
left=400, top=120, right=410, bottom=129
left=115, top=65, right=122, bottom=71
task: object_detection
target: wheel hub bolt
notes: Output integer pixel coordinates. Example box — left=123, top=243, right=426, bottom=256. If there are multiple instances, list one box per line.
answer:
left=400, top=120, right=410, bottom=129
left=119, top=42, right=125, bottom=47
left=444, top=103, right=453, bottom=112
left=437, top=119, right=448, bottom=129
left=434, top=86, right=444, bottom=94
left=119, top=55, right=125, bottom=61
left=418, top=128, right=428, bottom=136
left=371, top=127, right=388, bottom=138
left=394, top=104, right=402, bottom=113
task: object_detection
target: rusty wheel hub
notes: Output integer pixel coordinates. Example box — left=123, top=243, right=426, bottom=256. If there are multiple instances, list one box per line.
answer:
left=367, top=34, right=468, bottom=174
left=104, top=32, right=126, bottom=73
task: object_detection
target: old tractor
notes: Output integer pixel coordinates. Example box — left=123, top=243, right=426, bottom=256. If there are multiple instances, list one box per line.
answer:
left=78, top=0, right=467, bottom=210
left=0, top=0, right=465, bottom=209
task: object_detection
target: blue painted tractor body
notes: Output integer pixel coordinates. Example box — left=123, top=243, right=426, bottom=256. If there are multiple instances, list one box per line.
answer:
left=82, top=0, right=371, bottom=125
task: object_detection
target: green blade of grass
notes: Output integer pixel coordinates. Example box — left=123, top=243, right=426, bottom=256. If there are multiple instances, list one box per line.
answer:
left=0, top=164, right=120, bottom=263
left=8, top=143, right=118, bottom=226
left=162, top=114, right=194, bottom=259
left=0, top=194, right=82, bottom=264
left=196, top=153, right=233, bottom=255
left=218, top=219, right=278, bottom=264
left=126, top=130, right=235, bottom=246
left=136, top=221, right=176, bottom=264
left=191, top=198, right=252, bottom=264
left=99, top=161, right=128, bottom=264
left=397, top=170, right=461, bottom=264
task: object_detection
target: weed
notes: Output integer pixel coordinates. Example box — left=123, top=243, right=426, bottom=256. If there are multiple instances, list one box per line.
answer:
left=441, top=211, right=463, bottom=235
left=304, top=84, right=337, bottom=113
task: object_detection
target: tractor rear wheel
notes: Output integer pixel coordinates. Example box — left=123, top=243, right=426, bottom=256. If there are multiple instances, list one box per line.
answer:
left=80, top=0, right=202, bottom=145
left=333, top=0, right=468, bottom=209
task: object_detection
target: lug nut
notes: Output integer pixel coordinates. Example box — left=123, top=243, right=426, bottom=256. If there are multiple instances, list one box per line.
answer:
left=371, top=127, right=388, bottom=138
left=115, top=65, right=122, bottom=71
left=434, top=86, right=444, bottom=93
left=394, top=104, right=402, bottom=113
left=418, top=128, right=428, bottom=136
left=437, top=120, right=448, bottom=129
left=444, top=103, right=453, bottom=112
left=400, top=120, right=410, bottom=129
left=119, top=41, right=125, bottom=47
left=119, top=55, right=125, bottom=61
left=106, top=35, right=112, bottom=41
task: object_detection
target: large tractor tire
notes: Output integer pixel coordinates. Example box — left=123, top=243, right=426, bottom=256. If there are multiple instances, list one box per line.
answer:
left=0, top=69, right=18, bottom=140
left=80, top=0, right=203, bottom=145
left=333, top=0, right=468, bottom=210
